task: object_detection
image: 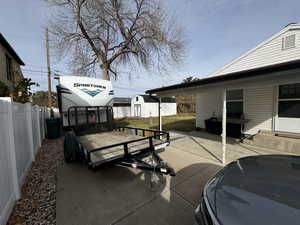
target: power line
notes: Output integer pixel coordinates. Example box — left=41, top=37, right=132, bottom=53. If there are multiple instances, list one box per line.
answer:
left=23, top=69, right=48, bottom=74
left=114, top=85, right=145, bottom=92
left=24, top=64, right=48, bottom=69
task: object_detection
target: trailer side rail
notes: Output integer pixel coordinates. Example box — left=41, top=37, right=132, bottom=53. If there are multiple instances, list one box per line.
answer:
left=116, top=127, right=170, bottom=140
left=86, top=128, right=170, bottom=168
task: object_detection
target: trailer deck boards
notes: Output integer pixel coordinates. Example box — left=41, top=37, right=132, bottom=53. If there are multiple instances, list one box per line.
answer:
left=79, top=131, right=164, bottom=163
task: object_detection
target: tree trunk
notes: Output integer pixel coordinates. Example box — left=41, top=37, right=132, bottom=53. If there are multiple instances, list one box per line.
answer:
left=101, top=62, right=110, bottom=81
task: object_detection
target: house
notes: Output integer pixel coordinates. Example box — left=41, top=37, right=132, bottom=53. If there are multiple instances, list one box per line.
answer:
left=0, top=33, right=25, bottom=93
left=131, top=95, right=177, bottom=118
left=113, top=97, right=131, bottom=119
left=146, top=23, right=300, bottom=158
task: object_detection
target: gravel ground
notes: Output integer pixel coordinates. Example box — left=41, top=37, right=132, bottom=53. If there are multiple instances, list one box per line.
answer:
left=7, top=138, right=64, bottom=225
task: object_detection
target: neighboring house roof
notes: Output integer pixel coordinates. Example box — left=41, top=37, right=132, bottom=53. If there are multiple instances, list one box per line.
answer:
left=139, top=95, right=176, bottom=103
left=210, top=23, right=300, bottom=76
left=146, top=59, right=300, bottom=94
left=0, top=33, right=25, bottom=66
left=113, top=97, right=131, bottom=104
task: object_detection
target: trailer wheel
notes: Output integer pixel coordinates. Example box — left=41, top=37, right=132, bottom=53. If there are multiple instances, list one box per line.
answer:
left=64, top=133, right=77, bottom=163
left=76, top=143, right=85, bottom=161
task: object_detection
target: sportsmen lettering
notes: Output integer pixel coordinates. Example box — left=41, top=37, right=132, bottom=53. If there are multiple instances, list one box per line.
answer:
left=74, top=83, right=106, bottom=89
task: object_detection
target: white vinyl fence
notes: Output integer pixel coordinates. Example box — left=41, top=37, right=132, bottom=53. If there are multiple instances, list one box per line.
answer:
left=0, top=97, right=59, bottom=225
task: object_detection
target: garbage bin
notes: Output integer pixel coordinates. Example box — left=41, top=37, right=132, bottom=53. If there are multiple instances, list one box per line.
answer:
left=46, top=118, right=61, bottom=139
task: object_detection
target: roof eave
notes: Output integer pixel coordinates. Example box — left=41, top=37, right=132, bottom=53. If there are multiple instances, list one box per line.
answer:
left=146, top=59, right=300, bottom=94
left=0, top=33, right=25, bottom=66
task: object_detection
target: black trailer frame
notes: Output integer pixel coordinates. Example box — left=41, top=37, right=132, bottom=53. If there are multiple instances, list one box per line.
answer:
left=63, top=106, right=175, bottom=176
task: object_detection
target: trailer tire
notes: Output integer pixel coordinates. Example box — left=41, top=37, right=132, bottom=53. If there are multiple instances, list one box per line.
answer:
left=76, top=143, right=85, bottom=162
left=64, top=133, right=77, bottom=163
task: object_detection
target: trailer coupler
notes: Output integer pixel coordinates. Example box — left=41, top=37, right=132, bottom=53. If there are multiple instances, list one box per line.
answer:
left=115, top=158, right=176, bottom=176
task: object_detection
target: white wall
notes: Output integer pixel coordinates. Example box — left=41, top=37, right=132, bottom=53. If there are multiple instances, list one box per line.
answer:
left=131, top=95, right=145, bottom=117
left=113, top=106, right=131, bottom=119
left=212, top=27, right=300, bottom=76
left=131, top=95, right=177, bottom=118
left=136, top=102, right=177, bottom=117
left=244, top=87, right=274, bottom=134
left=0, top=98, right=55, bottom=225
left=195, top=87, right=276, bottom=135
left=196, top=90, right=223, bottom=128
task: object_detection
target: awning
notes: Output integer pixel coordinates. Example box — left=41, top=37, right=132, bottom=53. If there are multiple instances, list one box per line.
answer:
left=146, top=59, right=300, bottom=165
left=146, top=59, right=300, bottom=95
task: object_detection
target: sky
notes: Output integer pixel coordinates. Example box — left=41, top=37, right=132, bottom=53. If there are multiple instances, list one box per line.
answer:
left=1, top=0, right=300, bottom=97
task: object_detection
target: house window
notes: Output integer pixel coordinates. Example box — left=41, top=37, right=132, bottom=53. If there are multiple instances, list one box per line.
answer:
left=227, top=89, right=243, bottom=118
left=6, top=55, right=12, bottom=81
left=282, top=34, right=296, bottom=50
left=278, top=83, right=300, bottom=118
left=136, top=96, right=138, bottom=101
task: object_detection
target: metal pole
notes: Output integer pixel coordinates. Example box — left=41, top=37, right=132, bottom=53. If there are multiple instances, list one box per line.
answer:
left=222, top=89, right=227, bottom=165
left=159, top=97, right=162, bottom=132
left=46, top=28, right=52, bottom=108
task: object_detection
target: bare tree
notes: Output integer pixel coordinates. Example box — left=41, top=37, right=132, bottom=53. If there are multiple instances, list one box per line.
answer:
left=46, top=0, right=186, bottom=80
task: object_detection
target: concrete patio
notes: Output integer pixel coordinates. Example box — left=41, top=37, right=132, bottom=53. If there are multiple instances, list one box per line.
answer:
left=56, top=131, right=287, bottom=225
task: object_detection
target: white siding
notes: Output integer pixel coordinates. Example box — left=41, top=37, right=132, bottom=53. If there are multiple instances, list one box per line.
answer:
left=196, top=87, right=275, bottom=134
left=141, top=103, right=176, bottom=117
left=244, top=87, right=274, bottom=134
left=143, top=102, right=158, bottom=117
left=161, top=103, right=177, bottom=116
left=113, top=106, right=131, bottom=119
left=196, top=90, right=223, bottom=128
left=131, top=95, right=145, bottom=117
left=131, top=95, right=176, bottom=118
left=213, top=28, right=300, bottom=76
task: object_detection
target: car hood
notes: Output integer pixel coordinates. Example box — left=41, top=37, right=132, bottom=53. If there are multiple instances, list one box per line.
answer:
left=205, top=155, right=300, bottom=225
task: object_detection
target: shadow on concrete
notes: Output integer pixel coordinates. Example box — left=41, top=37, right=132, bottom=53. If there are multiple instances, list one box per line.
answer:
left=187, top=130, right=240, bottom=145
left=56, top=160, right=222, bottom=225
left=188, top=136, right=223, bottom=163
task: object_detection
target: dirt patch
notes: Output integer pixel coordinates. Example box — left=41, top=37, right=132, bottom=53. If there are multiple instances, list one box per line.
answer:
left=7, top=138, right=64, bottom=225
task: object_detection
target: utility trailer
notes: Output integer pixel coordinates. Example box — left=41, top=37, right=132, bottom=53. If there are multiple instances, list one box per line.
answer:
left=57, top=76, right=175, bottom=176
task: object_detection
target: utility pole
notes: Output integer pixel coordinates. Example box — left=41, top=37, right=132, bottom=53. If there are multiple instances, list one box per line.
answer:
left=46, top=28, right=52, bottom=108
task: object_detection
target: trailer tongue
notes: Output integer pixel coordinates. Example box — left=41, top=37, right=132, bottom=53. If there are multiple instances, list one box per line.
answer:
left=57, top=76, right=175, bottom=177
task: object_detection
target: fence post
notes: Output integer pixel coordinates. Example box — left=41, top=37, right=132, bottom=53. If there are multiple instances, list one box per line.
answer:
left=3, top=97, right=20, bottom=199
left=25, top=103, right=35, bottom=161
left=35, top=106, right=42, bottom=148
left=41, top=107, right=45, bottom=140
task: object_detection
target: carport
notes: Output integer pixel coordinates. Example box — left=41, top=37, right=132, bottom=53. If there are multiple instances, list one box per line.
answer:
left=146, top=60, right=300, bottom=164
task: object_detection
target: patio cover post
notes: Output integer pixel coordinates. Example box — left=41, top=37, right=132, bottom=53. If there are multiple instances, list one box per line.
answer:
left=159, top=97, right=162, bottom=131
left=222, top=89, right=227, bottom=164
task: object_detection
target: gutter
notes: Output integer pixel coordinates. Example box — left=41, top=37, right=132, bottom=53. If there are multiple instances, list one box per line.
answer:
left=146, top=59, right=300, bottom=94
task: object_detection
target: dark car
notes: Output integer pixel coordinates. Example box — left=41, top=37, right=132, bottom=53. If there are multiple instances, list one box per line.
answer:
left=195, top=155, right=300, bottom=225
